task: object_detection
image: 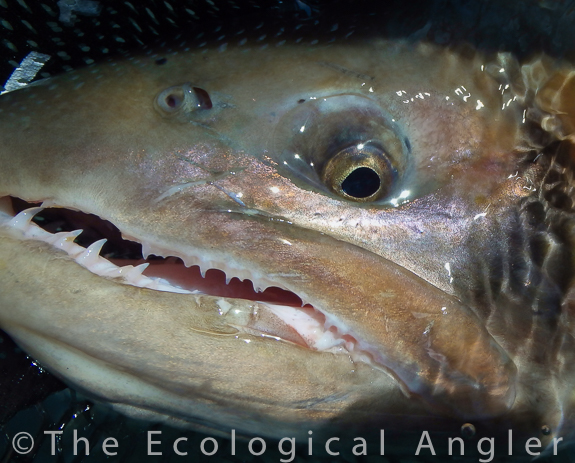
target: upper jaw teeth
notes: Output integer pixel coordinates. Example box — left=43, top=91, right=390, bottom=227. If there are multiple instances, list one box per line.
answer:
left=0, top=202, right=369, bottom=365
left=138, top=234, right=295, bottom=294
left=1, top=204, right=302, bottom=300
left=2, top=205, right=193, bottom=294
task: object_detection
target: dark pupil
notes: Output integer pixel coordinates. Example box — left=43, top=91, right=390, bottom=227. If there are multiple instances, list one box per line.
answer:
left=341, top=167, right=381, bottom=198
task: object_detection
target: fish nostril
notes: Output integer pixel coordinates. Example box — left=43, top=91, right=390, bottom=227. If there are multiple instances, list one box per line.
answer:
left=154, top=84, right=215, bottom=117
left=192, top=86, right=213, bottom=110
left=155, top=85, right=187, bottom=114
left=166, top=95, right=179, bottom=108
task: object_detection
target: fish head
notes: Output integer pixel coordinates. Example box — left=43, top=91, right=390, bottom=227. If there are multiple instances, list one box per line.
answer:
left=0, top=38, right=573, bottom=445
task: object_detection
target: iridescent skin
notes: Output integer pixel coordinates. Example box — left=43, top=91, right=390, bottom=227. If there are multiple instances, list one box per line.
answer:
left=0, top=38, right=573, bottom=447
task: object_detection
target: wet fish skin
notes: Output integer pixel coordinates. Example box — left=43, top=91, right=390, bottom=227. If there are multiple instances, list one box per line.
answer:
left=0, top=38, right=573, bottom=446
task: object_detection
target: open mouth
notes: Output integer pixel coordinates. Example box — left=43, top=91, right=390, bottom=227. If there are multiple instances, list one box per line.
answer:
left=0, top=195, right=520, bottom=420
left=0, top=196, right=364, bottom=357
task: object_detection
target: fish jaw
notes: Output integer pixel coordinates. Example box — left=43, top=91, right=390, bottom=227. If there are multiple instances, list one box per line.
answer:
left=0, top=195, right=516, bottom=424
left=0, top=38, right=564, bottom=438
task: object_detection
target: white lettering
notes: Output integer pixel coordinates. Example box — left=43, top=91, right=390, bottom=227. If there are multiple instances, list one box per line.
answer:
left=553, top=437, right=563, bottom=455
left=353, top=437, right=367, bottom=456
left=525, top=437, right=541, bottom=456
left=248, top=437, right=266, bottom=456
left=102, top=437, right=118, bottom=456
left=44, top=431, right=63, bottom=456
left=278, top=437, right=295, bottom=462
left=73, top=429, right=89, bottom=456
left=200, top=437, right=218, bottom=456
left=173, top=437, right=187, bottom=456
left=478, top=437, right=494, bottom=463
left=325, top=437, right=339, bottom=456
left=415, top=431, right=436, bottom=456
left=147, top=431, right=162, bottom=456
left=448, top=437, right=464, bottom=456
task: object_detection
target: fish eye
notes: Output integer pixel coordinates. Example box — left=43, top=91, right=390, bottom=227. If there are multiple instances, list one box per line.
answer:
left=273, top=94, right=407, bottom=204
left=322, top=143, right=394, bottom=202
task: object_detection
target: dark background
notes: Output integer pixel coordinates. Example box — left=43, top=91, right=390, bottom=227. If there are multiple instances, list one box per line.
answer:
left=2, top=0, right=575, bottom=87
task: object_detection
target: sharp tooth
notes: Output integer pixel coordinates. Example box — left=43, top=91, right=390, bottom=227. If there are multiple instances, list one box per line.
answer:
left=142, top=241, right=152, bottom=259
left=48, top=229, right=83, bottom=248
left=182, top=256, right=197, bottom=267
left=9, top=207, right=44, bottom=230
left=124, top=263, right=150, bottom=280
left=75, top=239, right=107, bottom=266
left=135, top=262, right=150, bottom=272
left=116, top=264, right=133, bottom=276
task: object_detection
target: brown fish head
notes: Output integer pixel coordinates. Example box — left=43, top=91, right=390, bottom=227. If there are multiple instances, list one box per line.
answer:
left=0, top=38, right=573, bottom=448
